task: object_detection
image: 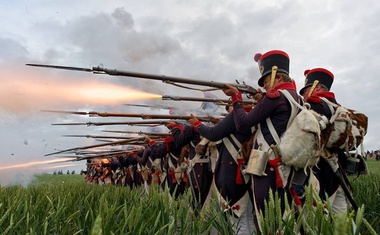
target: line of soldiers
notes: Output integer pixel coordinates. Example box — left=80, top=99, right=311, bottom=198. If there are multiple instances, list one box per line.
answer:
left=80, top=49, right=364, bottom=234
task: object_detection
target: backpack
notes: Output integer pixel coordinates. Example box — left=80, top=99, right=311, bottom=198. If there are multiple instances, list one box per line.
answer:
left=275, top=90, right=326, bottom=169
left=320, top=97, right=368, bottom=155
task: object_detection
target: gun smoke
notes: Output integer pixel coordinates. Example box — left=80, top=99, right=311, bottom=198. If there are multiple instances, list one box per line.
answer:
left=0, top=64, right=162, bottom=117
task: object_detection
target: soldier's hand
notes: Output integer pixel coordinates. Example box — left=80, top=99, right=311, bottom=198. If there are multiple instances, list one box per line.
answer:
left=252, top=88, right=264, bottom=101
left=165, top=121, right=176, bottom=129
left=223, top=83, right=239, bottom=96
left=187, top=114, right=199, bottom=125
left=209, top=116, right=222, bottom=123
left=144, top=136, right=152, bottom=143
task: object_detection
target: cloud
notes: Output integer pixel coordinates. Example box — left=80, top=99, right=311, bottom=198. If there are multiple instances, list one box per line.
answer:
left=0, top=38, right=28, bottom=61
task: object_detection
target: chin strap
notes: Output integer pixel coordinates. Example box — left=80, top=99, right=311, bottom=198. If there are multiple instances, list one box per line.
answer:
left=270, top=66, right=278, bottom=89
left=307, top=80, right=319, bottom=97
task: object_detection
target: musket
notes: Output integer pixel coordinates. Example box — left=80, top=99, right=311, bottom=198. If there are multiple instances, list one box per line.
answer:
left=71, top=150, right=137, bottom=161
left=86, top=139, right=151, bottom=145
left=62, top=134, right=161, bottom=140
left=42, top=110, right=222, bottom=122
left=26, top=64, right=258, bottom=96
left=162, top=95, right=256, bottom=105
left=51, top=120, right=170, bottom=126
left=74, top=148, right=143, bottom=156
left=123, top=103, right=174, bottom=110
left=54, top=152, right=128, bottom=162
left=101, top=130, right=171, bottom=137
left=45, top=137, right=147, bottom=156
left=62, top=134, right=138, bottom=140
left=74, top=150, right=129, bottom=156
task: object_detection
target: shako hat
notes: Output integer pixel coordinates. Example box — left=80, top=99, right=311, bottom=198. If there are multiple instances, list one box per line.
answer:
left=299, top=68, right=334, bottom=95
left=254, top=50, right=290, bottom=87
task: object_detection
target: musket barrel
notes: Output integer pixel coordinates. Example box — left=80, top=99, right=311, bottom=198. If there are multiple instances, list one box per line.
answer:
left=52, top=120, right=170, bottom=126
left=44, top=137, right=146, bottom=156
left=101, top=130, right=171, bottom=136
left=99, top=67, right=257, bottom=95
left=26, top=64, right=257, bottom=95
left=62, top=134, right=140, bottom=139
left=45, top=110, right=222, bottom=123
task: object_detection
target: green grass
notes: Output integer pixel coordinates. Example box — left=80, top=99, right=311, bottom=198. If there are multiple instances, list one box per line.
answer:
left=350, top=157, right=380, bottom=235
left=29, top=174, right=84, bottom=186
left=0, top=159, right=379, bottom=235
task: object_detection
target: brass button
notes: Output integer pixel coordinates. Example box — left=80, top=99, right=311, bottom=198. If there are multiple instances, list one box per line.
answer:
left=269, top=167, right=274, bottom=171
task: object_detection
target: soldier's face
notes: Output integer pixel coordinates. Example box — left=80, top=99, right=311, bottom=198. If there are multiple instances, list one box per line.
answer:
left=262, top=75, right=271, bottom=91
left=302, top=85, right=323, bottom=100
left=302, top=86, right=312, bottom=99
left=262, top=74, right=281, bottom=91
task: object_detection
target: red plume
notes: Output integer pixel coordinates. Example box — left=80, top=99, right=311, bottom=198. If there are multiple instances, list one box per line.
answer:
left=254, top=53, right=262, bottom=62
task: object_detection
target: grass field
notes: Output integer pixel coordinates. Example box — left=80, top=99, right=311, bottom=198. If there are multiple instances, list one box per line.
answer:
left=0, top=158, right=379, bottom=234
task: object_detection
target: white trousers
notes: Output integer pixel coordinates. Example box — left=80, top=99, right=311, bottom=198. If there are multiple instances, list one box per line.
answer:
left=230, top=198, right=255, bottom=235
left=329, top=186, right=348, bottom=214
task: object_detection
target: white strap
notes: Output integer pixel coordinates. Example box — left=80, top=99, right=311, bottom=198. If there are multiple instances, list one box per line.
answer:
left=255, top=124, right=270, bottom=150
left=266, top=118, right=281, bottom=145
left=222, top=134, right=243, bottom=164
left=265, top=89, right=301, bottom=145
left=280, top=90, right=304, bottom=110
left=320, top=97, right=338, bottom=108
left=320, top=97, right=336, bottom=115
left=190, top=141, right=196, bottom=148
left=169, top=152, right=178, bottom=161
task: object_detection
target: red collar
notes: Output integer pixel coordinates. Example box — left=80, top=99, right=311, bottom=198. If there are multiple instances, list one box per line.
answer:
left=307, top=91, right=335, bottom=103
left=266, top=82, right=296, bottom=98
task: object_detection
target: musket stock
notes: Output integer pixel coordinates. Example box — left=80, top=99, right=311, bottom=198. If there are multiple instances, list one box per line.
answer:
left=26, top=64, right=258, bottom=95
left=162, top=95, right=256, bottom=105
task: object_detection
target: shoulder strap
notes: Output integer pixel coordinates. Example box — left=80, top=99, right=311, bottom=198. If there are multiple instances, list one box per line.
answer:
left=266, top=90, right=302, bottom=145
left=222, top=134, right=243, bottom=163
left=319, top=97, right=338, bottom=108
left=266, top=119, right=281, bottom=144
left=319, top=97, right=336, bottom=115
left=280, top=90, right=304, bottom=110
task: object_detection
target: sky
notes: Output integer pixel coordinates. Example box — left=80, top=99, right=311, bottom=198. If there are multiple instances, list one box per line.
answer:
left=1, top=0, right=379, bottom=186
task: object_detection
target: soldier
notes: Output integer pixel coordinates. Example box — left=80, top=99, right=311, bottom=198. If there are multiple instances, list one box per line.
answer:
left=145, top=133, right=186, bottom=199
left=222, top=50, right=301, bottom=232
left=300, top=68, right=353, bottom=214
left=133, top=145, right=165, bottom=187
left=187, top=106, right=253, bottom=234
left=167, top=121, right=214, bottom=215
